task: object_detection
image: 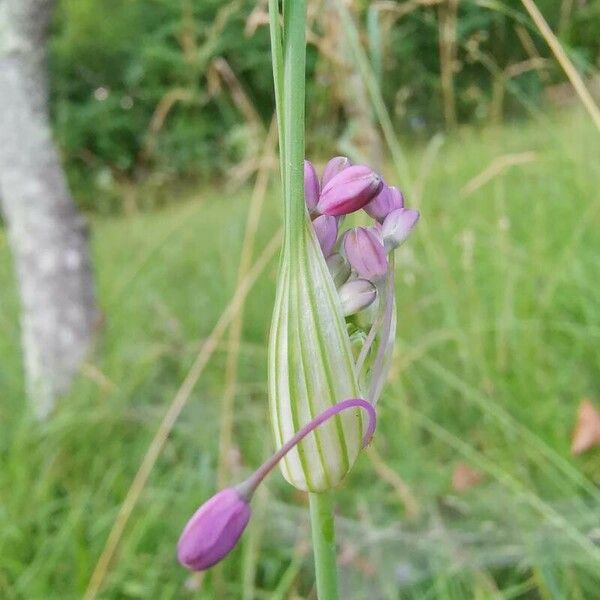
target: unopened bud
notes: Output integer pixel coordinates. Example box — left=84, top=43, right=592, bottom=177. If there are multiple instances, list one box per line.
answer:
left=321, top=156, right=352, bottom=186
left=177, top=488, right=251, bottom=571
left=326, top=253, right=351, bottom=287
left=338, top=279, right=377, bottom=316
left=317, top=165, right=383, bottom=217
left=364, top=185, right=404, bottom=223
left=381, top=208, right=420, bottom=252
left=304, top=160, right=320, bottom=215
left=312, top=214, right=338, bottom=257
left=343, top=227, right=388, bottom=283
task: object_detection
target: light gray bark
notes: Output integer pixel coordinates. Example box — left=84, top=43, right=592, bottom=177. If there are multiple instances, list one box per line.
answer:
left=0, top=0, right=98, bottom=418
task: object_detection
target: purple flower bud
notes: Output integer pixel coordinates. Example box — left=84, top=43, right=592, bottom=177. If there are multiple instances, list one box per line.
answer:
left=364, top=185, right=404, bottom=223
left=317, top=165, right=383, bottom=217
left=338, top=278, right=377, bottom=316
left=326, top=253, right=351, bottom=287
left=381, top=208, right=420, bottom=251
left=177, top=488, right=251, bottom=571
left=321, top=156, right=352, bottom=187
left=343, top=226, right=388, bottom=283
left=304, top=160, right=320, bottom=215
left=312, top=214, right=338, bottom=256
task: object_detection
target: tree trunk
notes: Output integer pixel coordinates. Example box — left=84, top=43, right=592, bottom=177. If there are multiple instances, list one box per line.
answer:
left=0, top=0, right=98, bottom=418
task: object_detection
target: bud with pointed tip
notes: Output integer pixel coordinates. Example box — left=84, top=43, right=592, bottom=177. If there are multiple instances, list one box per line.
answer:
left=343, top=227, right=388, bottom=283
left=304, top=160, right=320, bottom=215
left=381, top=208, right=420, bottom=252
left=177, top=488, right=251, bottom=571
left=312, top=214, right=338, bottom=257
left=321, top=156, right=352, bottom=186
left=326, top=253, right=351, bottom=287
left=317, top=165, right=383, bottom=217
left=338, top=279, right=377, bottom=316
left=364, top=185, right=404, bottom=223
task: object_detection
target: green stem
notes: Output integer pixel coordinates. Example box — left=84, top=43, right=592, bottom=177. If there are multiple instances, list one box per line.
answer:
left=282, top=0, right=307, bottom=251
left=309, top=492, right=339, bottom=600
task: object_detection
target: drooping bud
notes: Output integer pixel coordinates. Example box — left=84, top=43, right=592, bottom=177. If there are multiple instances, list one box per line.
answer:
left=326, top=253, right=351, bottom=287
left=177, top=488, right=251, bottom=571
left=304, top=160, right=320, bottom=215
left=317, top=165, right=383, bottom=217
left=177, top=399, right=377, bottom=572
left=338, top=279, right=377, bottom=316
left=312, top=214, right=338, bottom=257
left=364, top=185, right=404, bottom=223
left=381, top=208, right=420, bottom=252
left=321, top=156, right=352, bottom=186
left=343, top=227, right=388, bottom=283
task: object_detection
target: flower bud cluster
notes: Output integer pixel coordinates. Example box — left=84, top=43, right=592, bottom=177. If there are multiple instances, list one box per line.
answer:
left=304, top=156, right=420, bottom=319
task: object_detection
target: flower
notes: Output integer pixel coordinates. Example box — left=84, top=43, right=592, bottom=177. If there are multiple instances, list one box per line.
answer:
left=364, top=185, right=404, bottom=223
left=338, top=279, right=377, bottom=316
left=312, top=214, right=338, bottom=256
left=316, top=165, right=383, bottom=217
left=381, top=208, right=420, bottom=251
left=321, top=156, right=352, bottom=186
left=177, top=488, right=251, bottom=571
left=343, top=226, right=388, bottom=283
left=304, top=160, right=320, bottom=215
left=177, top=399, right=376, bottom=571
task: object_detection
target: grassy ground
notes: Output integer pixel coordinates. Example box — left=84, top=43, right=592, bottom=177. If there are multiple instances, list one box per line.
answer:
left=1, top=109, right=599, bottom=599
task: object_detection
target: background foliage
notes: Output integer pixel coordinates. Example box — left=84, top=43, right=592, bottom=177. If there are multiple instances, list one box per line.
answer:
left=50, top=0, right=600, bottom=212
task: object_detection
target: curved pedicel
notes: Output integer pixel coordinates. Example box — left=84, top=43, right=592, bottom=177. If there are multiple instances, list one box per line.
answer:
left=177, top=398, right=376, bottom=572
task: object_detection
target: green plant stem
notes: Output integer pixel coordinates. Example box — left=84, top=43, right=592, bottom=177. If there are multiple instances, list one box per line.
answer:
left=309, top=492, right=339, bottom=600
left=282, top=0, right=307, bottom=251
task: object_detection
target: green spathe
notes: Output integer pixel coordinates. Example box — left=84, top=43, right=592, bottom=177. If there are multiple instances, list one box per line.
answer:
left=268, top=221, right=364, bottom=491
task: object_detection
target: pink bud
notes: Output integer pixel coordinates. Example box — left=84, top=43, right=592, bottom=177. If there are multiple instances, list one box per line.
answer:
left=321, top=156, right=352, bottom=187
left=317, top=165, right=383, bottom=217
left=338, top=278, right=377, bottom=316
left=381, top=208, right=420, bottom=251
left=364, top=185, right=404, bottom=223
left=343, top=226, right=388, bottom=283
left=304, top=160, right=320, bottom=214
left=312, top=214, right=338, bottom=256
left=177, top=488, right=251, bottom=571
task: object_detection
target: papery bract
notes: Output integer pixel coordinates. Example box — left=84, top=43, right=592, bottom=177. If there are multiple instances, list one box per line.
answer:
left=269, top=222, right=365, bottom=491
left=343, top=227, right=388, bottom=283
left=317, top=165, right=383, bottom=217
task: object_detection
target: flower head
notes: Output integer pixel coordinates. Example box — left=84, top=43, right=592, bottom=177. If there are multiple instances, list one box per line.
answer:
left=304, top=160, right=320, bottom=215
left=381, top=208, right=420, bottom=251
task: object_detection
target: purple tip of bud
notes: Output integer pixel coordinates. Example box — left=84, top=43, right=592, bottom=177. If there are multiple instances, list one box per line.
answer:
left=343, top=226, right=388, bottom=283
left=304, top=160, right=320, bottom=214
left=381, top=208, right=420, bottom=252
left=364, top=185, right=405, bottom=223
left=338, top=278, right=377, bottom=316
left=177, top=488, right=251, bottom=571
left=321, top=156, right=352, bottom=187
left=312, top=214, right=338, bottom=257
left=317, top=165, right=383, bottom=217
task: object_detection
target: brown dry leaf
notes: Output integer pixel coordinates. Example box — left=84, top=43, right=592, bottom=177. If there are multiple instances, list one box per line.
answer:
left=452, top=462, right=484, bottom=492
left=571, top=399, right=600, bottom=456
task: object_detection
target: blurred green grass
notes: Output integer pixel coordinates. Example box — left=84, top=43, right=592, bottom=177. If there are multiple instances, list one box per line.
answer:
left=1, top=108, right=599, bottom=599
